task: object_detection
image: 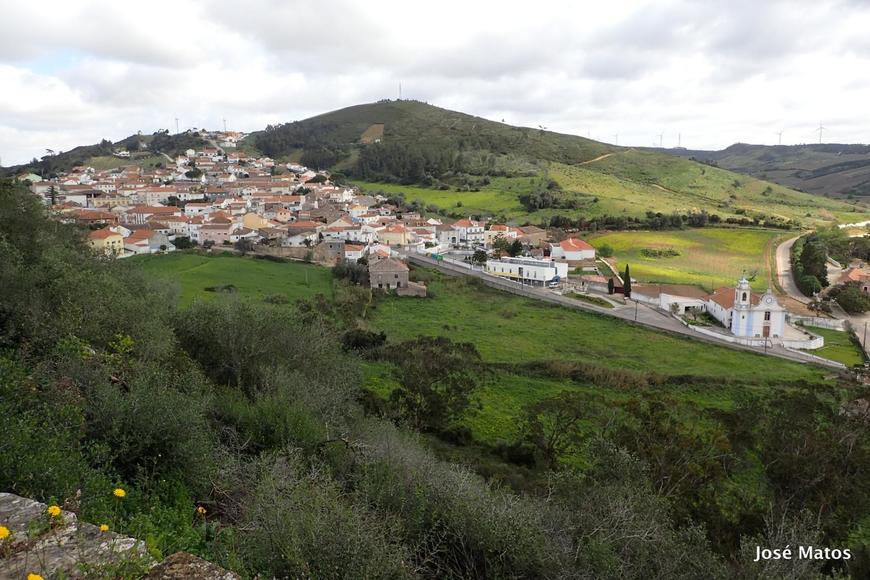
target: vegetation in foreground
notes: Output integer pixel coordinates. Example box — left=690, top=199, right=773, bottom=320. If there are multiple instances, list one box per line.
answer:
left=3, top=181, right=870, bottom=578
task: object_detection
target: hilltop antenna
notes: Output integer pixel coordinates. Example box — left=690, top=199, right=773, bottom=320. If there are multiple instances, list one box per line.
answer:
left=816, top=121, right=826, bottom=144
left=174, top=118, right=179, bottom=135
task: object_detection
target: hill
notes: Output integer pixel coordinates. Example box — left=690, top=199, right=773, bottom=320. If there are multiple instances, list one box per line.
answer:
left=654, top=142, right=870, bottom=201
left=253, top=101, right=868, bottom=226
left=0, top=130, right=207, bottom=178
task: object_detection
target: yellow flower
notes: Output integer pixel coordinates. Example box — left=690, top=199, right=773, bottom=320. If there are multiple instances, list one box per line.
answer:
left=28, top=574, right=45, bottom=580
left=99, top=524, right=109, bottom=532
left=196, top=506, right=207, bottom=515
left=47, top=505, right=61, bottom=518
left=113, top=488, right=126, bottom=498
left=0, top=525, right=10, bottom=540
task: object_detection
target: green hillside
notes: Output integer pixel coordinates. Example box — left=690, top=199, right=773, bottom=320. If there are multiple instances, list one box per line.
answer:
left=253, top=101, right=868, bottom=227
left=658, top=142, right=870, bottom=200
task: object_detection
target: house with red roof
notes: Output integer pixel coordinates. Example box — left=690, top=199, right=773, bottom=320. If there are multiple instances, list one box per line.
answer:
left=550, top=238, right=596, bottom=261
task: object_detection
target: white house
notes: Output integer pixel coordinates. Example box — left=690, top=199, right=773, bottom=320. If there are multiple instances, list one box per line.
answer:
left=449, top=218, right=485, bottom=246
left=706, top=278, right=786, bottom=338
left=550, top=238, right=596, bottom=261
left=485, top=257, right=569, bottom=286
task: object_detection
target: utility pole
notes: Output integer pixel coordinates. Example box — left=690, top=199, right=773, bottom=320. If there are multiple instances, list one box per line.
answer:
left=634, top=299, right=638, bottom=321
left=816, top=121, right=826, bottom=144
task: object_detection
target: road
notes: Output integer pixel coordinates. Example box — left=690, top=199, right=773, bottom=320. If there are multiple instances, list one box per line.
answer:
left=775, top=236, right=809, bottom=304
left=771, top=236, right=869, bottom=359
left=407, top=253, right=846, bottom=370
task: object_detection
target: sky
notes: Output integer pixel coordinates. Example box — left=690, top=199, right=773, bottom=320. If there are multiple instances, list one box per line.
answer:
left=2, top=0, right=870, bottom=166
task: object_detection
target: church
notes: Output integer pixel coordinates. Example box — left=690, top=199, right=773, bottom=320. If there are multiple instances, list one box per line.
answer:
left=705, top=278, right=786, bottom=338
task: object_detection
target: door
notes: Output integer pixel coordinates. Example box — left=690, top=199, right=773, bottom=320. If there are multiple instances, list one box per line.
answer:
left=763, top=325, right=770, bottom=338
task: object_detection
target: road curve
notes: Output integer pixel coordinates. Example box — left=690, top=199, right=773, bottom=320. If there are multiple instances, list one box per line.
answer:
left=775, top=236, right=810, bottom=304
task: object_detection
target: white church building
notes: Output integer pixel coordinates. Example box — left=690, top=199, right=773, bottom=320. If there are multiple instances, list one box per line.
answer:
left=706, top=278, right=786, bottom=338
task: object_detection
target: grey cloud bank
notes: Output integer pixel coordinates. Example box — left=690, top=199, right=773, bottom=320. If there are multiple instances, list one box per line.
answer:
left=1, top=0, right=870, bottom=165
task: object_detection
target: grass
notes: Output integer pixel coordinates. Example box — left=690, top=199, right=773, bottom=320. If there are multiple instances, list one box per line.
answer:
left=134, top=252, right=332, bottom=306
left=367, top=274, right=826, bottom=383
left=802, top=325, right=866, bottom=367
left=352, top=176, right=539, bottom=217
left=587, top=228, right=785, bottom=291
left=566, top=292, right=614, bottom=308
left=86, top=154, right=166, bottom=171
left=362, top=274, right=835, bottom=446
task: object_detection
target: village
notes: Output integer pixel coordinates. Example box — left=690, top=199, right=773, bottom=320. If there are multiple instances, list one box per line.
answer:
left=18, top=130, right=869, bottom=370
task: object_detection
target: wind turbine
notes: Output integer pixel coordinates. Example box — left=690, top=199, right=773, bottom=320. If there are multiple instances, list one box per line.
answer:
left=613, top=133, right=619, bottom=146
left=174, top=118, right=180, bottom=135
left=657, top=132, right=664, bottom=147
left=775, top=130, right=783, bottom=145
left=816, top=121, right=826, bottom=144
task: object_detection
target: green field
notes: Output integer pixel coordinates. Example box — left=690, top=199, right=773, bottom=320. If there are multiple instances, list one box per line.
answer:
left=363, top=274, right=832, bottom=444
left=135, top=252, right=332, bottom=306
left=367, top=275, right=822, bottom=382
left=353, top=176, right=537, bottom=217
left=803, top=325, right=866, bottom=367
left=588, top=227, right=785, bottom=291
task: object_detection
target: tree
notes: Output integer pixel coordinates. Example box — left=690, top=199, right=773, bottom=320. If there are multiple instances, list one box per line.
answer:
left=522, top=391, right=588, bottom=468
left=607, top=277, right=615, bottom=294
left=508, top=239, right=523, bottom=257
left=471, top=250, right=488, bottom=266
left=492, top=236, right=511, bottom=257
left=235, top=239, right=255, bottom=255
left=387, top=336, right=487, bottom=432
left=598, top=244, right=614, bottom=258
left=831, top=283, right=870, bottom=313
left=623, top=264, right=631, bottom=297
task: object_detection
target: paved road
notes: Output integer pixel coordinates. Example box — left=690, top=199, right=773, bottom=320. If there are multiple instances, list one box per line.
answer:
left=775, top=236, right=810, bottom=304
left=408, top=254, right=846, bottom=370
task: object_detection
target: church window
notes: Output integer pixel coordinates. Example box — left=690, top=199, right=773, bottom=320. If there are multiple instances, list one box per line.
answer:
left=764, top=311, right=771, bottom=321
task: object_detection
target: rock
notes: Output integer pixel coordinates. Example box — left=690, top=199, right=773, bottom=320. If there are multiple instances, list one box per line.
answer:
left=145, top=552, right=241, bottom=579
left=0, top=492, right=150, bottom=578
left=1, top=493, right=238, bottom=579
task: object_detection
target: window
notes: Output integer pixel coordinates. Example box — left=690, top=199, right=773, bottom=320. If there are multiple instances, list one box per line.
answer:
left=764, top=311, right=771, bottom=321
left=742, top=292, right=747, bottom=301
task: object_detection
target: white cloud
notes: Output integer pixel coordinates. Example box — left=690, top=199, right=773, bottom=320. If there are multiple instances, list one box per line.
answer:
left=1, top=0, right=870, bottom=165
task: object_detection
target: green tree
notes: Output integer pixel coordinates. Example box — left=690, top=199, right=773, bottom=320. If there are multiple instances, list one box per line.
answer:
left=522, top=391, right=588, bottom=468
left=388, top=336, right=487, bottom=432
left=623, top=264, right=632, bottom=297
left=471, top=249, right=488, bottom=266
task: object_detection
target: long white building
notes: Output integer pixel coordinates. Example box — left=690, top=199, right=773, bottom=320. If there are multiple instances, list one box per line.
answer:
left=485, top=257, right=568, bottom=286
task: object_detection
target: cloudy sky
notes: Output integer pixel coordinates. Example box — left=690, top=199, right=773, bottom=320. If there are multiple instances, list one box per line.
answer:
left=2, top=0, right=869, bottom=165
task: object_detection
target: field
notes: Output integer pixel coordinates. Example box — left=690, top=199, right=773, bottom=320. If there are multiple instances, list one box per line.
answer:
left=134, top=252, right=332, bottom=306
left=587, top=227, right=785, bottom=291
left=85, top=154, right=166, bottom=171
left=363, top=273, right=833, bottom=444
left=353, top=176, right=537, bottom=217
left=803, top=325, right=866, bottom=367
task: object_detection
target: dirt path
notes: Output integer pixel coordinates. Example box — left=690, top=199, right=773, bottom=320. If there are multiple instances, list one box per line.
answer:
left=579, top=152, right=617, bottom=165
